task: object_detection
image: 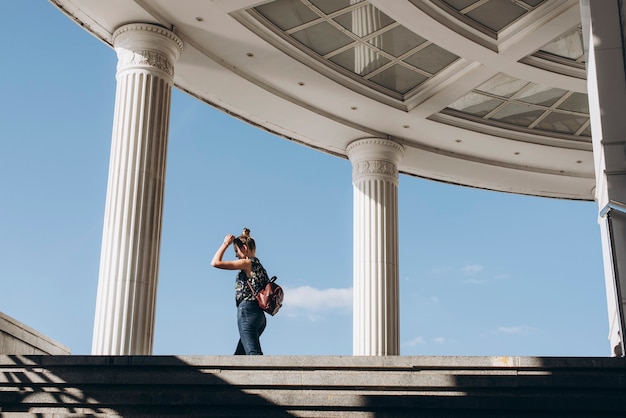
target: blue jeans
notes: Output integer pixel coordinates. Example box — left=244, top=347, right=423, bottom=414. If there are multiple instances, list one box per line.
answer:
left=235, top=300, right=266, bottom=355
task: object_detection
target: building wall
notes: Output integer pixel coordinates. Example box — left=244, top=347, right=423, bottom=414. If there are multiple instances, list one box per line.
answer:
left=0, top=311, right=71, bottom=355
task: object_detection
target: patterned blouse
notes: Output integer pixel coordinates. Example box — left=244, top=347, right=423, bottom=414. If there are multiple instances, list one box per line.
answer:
left=235, top=257, right=270, bottom=306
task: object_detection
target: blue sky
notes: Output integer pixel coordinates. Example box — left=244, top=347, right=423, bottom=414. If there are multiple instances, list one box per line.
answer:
left=0, top=1, right=609, bottom=357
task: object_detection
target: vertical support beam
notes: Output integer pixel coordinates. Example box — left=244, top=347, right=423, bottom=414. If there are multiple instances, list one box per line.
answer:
left=581, top=0, right=626, bottom=356
left=92, top=24, right=183, bottom=355
left=347, top=138, right=404, bottom=356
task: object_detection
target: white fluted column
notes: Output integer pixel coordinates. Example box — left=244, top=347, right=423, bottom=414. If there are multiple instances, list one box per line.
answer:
left=582, top=0, right=626, bottom=356
left=347, top=138, right=404, bottom=356
left=92, top=23, right=183, bottom=355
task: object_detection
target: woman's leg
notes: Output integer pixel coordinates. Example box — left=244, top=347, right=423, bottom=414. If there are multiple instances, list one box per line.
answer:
left=234, top=339, right=246, bottom=355
left=236, top=300, right=267, bottom=355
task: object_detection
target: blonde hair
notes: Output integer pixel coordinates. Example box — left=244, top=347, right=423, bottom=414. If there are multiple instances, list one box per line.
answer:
left=234, top=227, right=256, bottom=251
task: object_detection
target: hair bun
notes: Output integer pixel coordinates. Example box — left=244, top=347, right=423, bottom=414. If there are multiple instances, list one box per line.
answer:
left=242, top=227, right=251, bottom=237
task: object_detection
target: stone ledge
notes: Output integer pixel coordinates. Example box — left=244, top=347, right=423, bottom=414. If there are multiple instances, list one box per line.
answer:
left=0, top=311, right=71, bottom=355
left=2, top=354, right=623, bottom=367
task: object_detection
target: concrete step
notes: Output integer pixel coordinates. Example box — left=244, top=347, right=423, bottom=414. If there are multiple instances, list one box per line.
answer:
left=1, top=355, right=625, bottom=417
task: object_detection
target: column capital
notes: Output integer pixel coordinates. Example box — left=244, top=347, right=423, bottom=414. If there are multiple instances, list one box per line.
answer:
left=346, top=138, right=404, bottom=183
left=112, top=23, right=184, bottom=78
left=346, top=138, right=404, bottom=163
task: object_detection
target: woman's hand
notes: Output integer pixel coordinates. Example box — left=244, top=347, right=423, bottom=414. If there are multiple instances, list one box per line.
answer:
left=223, top=234, right=235, bottom=246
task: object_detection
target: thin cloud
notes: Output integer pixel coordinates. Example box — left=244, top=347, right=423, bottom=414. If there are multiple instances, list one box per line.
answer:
left=305, top=313, right=325, bottom=322
left=497, top=325, right=537, bottom=335
left=283, top=286, right=352, bottom=312
left=402, top=336, right=454, bottom=347
left=462, top=264, right=483, bottom=274
left=402, top=336, right=426, bottom=347
left=494, top=273, right=512, bottom=280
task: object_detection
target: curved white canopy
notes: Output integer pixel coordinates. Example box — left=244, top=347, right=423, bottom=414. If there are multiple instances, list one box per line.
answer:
left=50, top=0, right=593, bottom=199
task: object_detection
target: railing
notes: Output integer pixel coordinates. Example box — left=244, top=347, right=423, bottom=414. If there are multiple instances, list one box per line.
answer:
left=600, top=200, right=626, bottom=217
left=599, top=200, right=626, bottom=357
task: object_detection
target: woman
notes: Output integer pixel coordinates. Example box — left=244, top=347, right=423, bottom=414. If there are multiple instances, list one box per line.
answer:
left=211, top=228, right=270, bottom=355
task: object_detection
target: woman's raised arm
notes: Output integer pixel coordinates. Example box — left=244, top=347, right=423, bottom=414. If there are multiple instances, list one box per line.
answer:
left=211, top=234, right=251, bottom=271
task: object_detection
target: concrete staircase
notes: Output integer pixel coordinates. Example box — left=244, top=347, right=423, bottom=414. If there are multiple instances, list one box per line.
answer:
left=1, top=355, right=625, bottom=417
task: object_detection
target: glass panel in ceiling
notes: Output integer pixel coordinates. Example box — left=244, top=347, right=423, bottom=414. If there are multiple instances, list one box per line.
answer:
left=490, top=103, right=546, bottom=127
left=443, top=73, right=590, bottom=139
left=516, top=84, right=567, bottom=107
left=369, top=64, right=428, bottom=94
left=448, top=92, right=504, bottom=117
left=439, top=0, right=476, bottom=10
left=520, top=0, right=544, bottom=7
left=252, top=0, right=460, bottom=98
left=309, top=0, right=363, bottom=15
left=404, top=44, right=459, bottom=75
left=431, top=0, right=547, bottom=35
left=329, top=46, right=390, bottom=75
left=466, top=1, right=527, bottom=32
left=539, top=28, right=584, bottom=61
left=333, top=4, right=394, bottom=36
left=291, top=21, right=353, bottom=55
left=476, top=73, right=528, bottom=98
left=535, top=112, right=588, bottom=135
left=557, top=92, right=589, bottom=113
left=580, top=124, right=591, bottom=137
left=368, top=25, right=426, bottom=57
left=255, top=0, right=319, bottom=31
